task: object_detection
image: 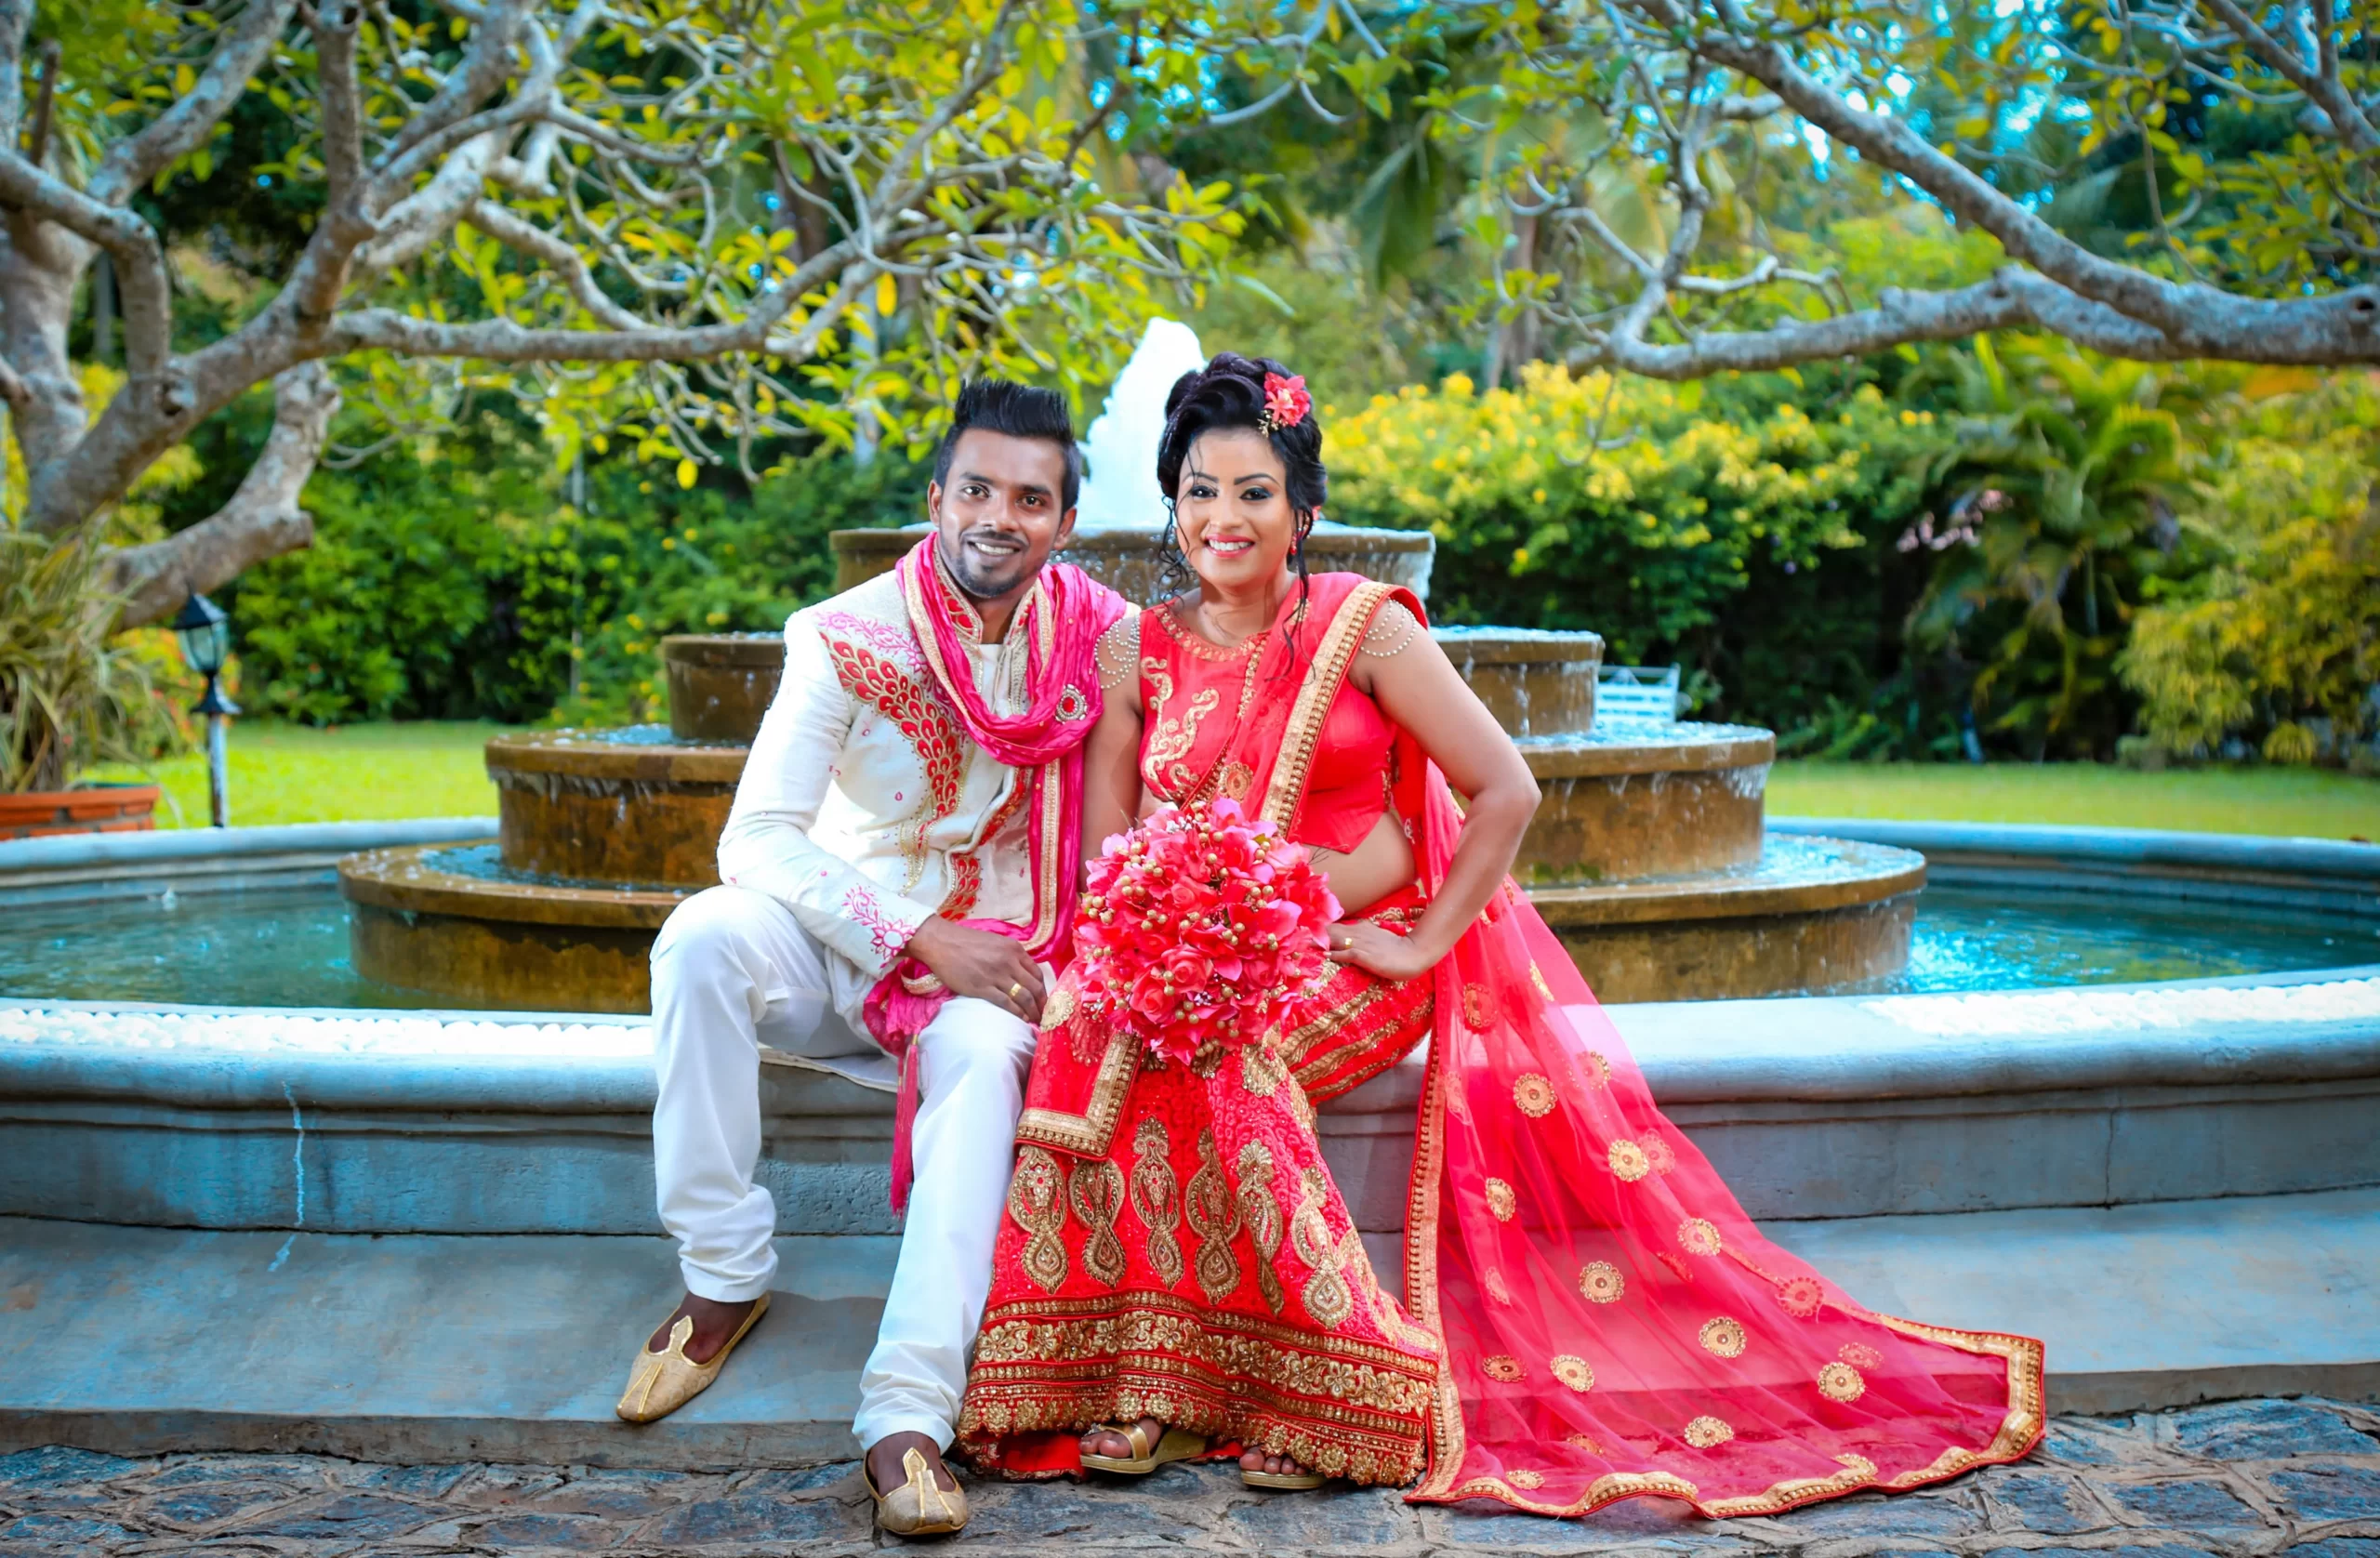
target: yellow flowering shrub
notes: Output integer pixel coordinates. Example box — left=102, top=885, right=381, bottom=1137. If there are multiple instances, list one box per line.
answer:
left=2121, top=376, right=2380, bottom=765
left=1323, top=363, right=1948, bottom=663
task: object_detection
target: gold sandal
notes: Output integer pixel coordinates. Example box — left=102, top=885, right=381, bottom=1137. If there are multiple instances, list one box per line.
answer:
left=615, top=1293, right=770, bottom=1423
left=1079, top=1420, right=1210, bottom=1475
left=866, top=1445, right=969, bottom=1537
left=1242, top=1463, right=1328, bottom=1491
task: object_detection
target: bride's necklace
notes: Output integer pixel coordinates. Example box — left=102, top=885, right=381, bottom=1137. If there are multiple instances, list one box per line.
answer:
left=1190, top=579, right=1293, bottom=650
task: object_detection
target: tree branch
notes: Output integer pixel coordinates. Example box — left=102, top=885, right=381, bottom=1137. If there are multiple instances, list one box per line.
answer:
left=90, top=0, right=299, bottom=204
left=1569, top=267, right=2186, bottom=376
left=2198, top=0, right=2380, bottom=152
left=103, top=363, right=340, bottom=630
left=1630, top=0, right=2380, bottom=357
left=0, top=150, right=174, bottom=377
left=462, top=199, right=645, bottom=329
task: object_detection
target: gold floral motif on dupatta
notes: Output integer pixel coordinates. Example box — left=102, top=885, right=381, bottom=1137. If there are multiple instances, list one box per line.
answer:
left=1551, top=1353, right=1595, bottom=1393
left=1236, top=1142, right=1289, bottom=1315
left=1069, top=1158, right=1129, bottom=1289
left=1816, top=1361, right=1867, bottom=1402
left=1485, top=1178, right=1517, bottom=1222
left=1129, top=1117, right=1185, bottom=1289
left=1683, top=1415, right=1736, bottom=1448
left=1290, top=1167, right=1356, bottom=1329
left=1185, top=1129, right=1243, bottom=1303
left=1009, top=1147, right=1068, bottom=1294
left=1699, top=1316, right=1748, bottom=1358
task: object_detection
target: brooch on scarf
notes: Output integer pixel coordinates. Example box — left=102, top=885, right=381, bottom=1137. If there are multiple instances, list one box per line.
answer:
left=1056, top=684, right=1090, bottom=721
left=1260, top=372, right=1311, bottom=434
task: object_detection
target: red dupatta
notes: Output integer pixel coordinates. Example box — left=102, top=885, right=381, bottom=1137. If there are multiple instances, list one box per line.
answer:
left=863, top=535, right=1127, bottom=1209
left=1031, top=573, right=2044, bottom=1517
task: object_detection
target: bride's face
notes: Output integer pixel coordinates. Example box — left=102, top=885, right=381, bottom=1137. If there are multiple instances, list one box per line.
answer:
left=1172, top=429, right=1298, bottom=597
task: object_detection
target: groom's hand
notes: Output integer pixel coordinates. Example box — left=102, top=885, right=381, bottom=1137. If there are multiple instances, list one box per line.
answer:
left=903, top=918, right=1046, bottom=1024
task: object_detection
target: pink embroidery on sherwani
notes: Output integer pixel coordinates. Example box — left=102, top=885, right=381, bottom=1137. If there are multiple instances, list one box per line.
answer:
left=842, top=886, right=911, bottom=964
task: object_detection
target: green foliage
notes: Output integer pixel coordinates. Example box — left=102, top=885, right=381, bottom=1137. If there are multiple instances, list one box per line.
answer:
left=0, top=524, right=180, bottom=793
left=1187, top=255, right=1421, bottom=406
left=2121, top=376, right=2380, bottom=767
left=1323, top=364, right=1951, bottom=725
left=1903, top=336, right=2228, bottom=759
left=225, top=435, right=924, bottom=727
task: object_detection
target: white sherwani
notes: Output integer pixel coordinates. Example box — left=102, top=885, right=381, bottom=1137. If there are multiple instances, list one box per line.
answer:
left=649, top=567, right=1048, bottom=1452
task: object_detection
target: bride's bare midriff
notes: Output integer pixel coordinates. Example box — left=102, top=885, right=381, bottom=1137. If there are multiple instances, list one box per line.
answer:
left=1308, top=810, right=1417, bottom=918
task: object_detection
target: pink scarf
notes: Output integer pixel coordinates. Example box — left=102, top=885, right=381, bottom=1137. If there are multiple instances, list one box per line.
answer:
left=863, top=535, right=1125, bottom=1209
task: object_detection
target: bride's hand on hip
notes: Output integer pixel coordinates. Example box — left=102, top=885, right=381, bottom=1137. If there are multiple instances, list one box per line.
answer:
left=1326, top=920, right=1436, bottom=984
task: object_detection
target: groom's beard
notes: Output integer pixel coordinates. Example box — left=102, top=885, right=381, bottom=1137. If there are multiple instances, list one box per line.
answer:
left=944, top=525, right=1041, bottom=601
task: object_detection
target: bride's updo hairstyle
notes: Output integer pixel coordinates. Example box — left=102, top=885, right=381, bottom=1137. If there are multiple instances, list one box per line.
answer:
left=1153, top=352, right=1327, bottom=614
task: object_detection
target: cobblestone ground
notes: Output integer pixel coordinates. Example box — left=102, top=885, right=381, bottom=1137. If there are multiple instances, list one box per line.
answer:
left=2, top=1399, right=2375, bottom=1557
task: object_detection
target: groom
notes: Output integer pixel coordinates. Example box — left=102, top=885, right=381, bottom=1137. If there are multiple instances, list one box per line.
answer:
left=618, top=380, right=1121, bottom=1537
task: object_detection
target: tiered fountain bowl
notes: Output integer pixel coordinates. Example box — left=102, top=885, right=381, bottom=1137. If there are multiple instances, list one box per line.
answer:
left=336, top=636, right=780, bottom=1013
left=337, top=522, right=1922, bottom=1010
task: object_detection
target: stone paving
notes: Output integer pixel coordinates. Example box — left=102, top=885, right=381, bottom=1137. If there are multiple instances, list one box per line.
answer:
left=2, top=1398, right=2375, bottom=1556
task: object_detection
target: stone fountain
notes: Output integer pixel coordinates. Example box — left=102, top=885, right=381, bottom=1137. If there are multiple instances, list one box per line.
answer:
left=339, top=321, right=1921, bottom=1010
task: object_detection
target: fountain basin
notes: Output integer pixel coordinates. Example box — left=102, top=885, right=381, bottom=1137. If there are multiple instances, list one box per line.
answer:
left=1535, top=836, right=1924, bottom=1003
left=1515, top=722, right=1774, bottom=883
left=487, top=729, right=740, bottom=889
left=661, top=633, right=784, bottom=744
left=1435, top=626, right=1603, bottom=740
left=340, top=844, right=686, bottom=1014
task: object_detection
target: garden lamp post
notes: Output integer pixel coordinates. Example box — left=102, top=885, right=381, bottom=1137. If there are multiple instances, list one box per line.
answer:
left=172, top=592, right=237, bottom=828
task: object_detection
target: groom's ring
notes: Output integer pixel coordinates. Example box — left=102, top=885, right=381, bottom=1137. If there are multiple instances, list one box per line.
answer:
left=1008, top=982, right=1026, bottom=1002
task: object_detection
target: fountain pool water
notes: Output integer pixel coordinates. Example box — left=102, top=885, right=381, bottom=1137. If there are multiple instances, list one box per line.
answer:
left=6, top=873, right=2371, bottom=1014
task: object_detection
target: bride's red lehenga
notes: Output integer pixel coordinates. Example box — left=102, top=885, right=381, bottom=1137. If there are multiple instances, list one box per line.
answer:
left=957, top=574, right=2045, bottom=1517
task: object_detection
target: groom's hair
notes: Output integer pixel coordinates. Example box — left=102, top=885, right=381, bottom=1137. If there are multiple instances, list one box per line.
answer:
left=932, top=379, right=1082, bottom=512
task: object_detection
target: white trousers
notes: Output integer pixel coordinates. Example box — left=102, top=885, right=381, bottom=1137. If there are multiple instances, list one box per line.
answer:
left=650, top=885, right=1035, bottom=1450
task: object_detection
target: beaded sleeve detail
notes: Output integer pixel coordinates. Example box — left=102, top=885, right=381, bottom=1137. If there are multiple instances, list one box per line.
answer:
left=1358, top=600, right=1423, bottom=659
left=1094, top=611, right=1142, bottom=692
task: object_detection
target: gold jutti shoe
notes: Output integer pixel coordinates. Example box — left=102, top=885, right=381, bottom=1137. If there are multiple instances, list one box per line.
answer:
left=615, top=1293, right=769, bottom=1424
left=866, top=1446, right=969, bottom=1538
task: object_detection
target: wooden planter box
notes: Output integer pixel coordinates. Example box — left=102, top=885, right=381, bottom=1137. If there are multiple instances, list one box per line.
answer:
left=0, top=783, right=162, bottom=840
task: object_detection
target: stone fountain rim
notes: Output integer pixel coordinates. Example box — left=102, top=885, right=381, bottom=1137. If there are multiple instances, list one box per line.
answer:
left=339, top=845, right=686, bottom=930
left=483, top=730, right=747, bottom=783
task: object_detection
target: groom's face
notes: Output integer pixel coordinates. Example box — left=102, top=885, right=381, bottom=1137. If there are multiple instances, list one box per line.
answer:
left=927, top=429, right=1078, bottom=603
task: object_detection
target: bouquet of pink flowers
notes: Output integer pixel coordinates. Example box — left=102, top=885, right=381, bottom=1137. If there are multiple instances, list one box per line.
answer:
left=1069, top=798, right=1342, bottom=1065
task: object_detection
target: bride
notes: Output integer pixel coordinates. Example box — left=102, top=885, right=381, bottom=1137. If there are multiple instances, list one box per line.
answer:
left=954, top=353, right=2043, bottom=1516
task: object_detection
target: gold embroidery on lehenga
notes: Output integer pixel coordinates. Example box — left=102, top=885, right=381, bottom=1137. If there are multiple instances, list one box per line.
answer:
left=1236, top=1142, right=1288, bottom=1315
left=1129, top=1117, right=1184, bottom=1289
left=1678, top=1217, right=1724, bottom=1257
left=1070, top=1158, right=1129, bottom=1288
left=1513, top=1074, right=1556, bottom=1117
left=1185, top=1129, right=1242, bottom=1303
left=1683, top=1415, right=1735, bottom=1448
left=1698, top=1316, right=1748, bottom=1358
left=1817, top=1361, right=1867, bottom=1402
left=1291, top=1168, right=1355, bottom=1329
left=1578, top=1261, right=1626, bottom=1304
left=1551, top=1353, right=1594, bottom=1392
left=1241, top=1043, right=1288, bottom=1098
left=1608, top=1140, right=1651, bottom=1181
left=1485, top=1178, right=1517, bottom=1222
left=1009, top=1147, right=1068, bottom=1294
left=1038, top=983, right=1078, bottom=1031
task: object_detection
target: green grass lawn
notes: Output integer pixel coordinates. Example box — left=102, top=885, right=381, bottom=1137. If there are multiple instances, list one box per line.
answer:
left=86, top=722, right=2380, bottom=838
left=92, top=720, right=507, bottom=829
left=1769, top=760, right=2380, bottom=839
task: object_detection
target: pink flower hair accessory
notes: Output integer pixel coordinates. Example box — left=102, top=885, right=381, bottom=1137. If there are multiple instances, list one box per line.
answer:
left=1260, top=372, right=1312, bottom=434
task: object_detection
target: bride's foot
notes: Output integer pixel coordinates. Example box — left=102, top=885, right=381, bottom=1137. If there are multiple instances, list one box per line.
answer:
left=1081, top=1416, right=1165, bottom=1462
left=1239, top=1447, right=1313, bottom=1480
